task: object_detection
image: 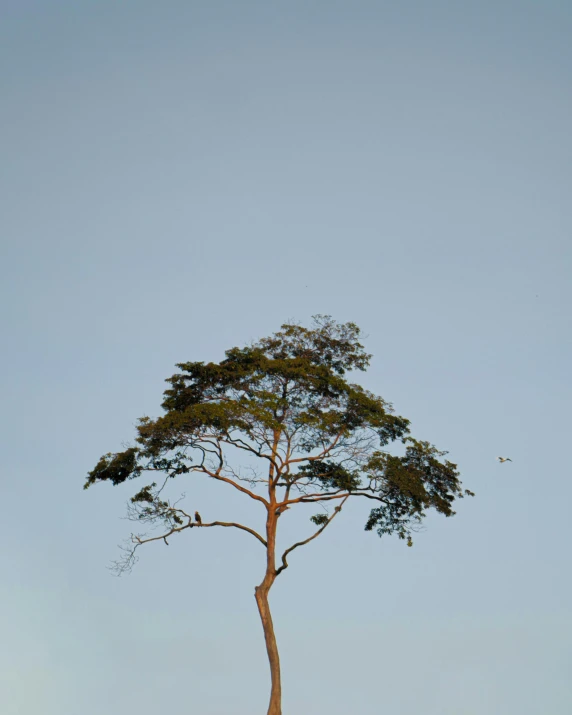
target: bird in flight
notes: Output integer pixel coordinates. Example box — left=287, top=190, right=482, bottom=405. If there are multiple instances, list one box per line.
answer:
left=497, top=457, right=512, bottom=463
left=195, top=511, right=202, bottom=524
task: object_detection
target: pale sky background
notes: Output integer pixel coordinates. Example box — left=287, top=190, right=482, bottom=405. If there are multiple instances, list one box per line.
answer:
left=1, top=1, right=571, bottom=713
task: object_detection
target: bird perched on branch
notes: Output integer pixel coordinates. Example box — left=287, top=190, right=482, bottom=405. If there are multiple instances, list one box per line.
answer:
left=497, top=457, right=512, bottom=463
left=194, top=511, right=202, bottom=524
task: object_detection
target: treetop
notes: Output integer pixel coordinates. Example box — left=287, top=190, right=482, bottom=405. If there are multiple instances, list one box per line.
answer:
left=84, top=315, right=473, bottom=555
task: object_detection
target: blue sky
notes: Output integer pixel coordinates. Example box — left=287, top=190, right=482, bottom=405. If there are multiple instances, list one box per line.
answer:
left=1, top=1, right=571, bottom=713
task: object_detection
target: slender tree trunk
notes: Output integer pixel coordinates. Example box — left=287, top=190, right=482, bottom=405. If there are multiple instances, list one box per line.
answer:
left=256, top=428, right=282, bottom=714
left=255, top=578, right=281, bottom=715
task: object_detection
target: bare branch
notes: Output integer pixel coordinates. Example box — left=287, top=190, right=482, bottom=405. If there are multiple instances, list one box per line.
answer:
left=220, top=433, right=280, bottom=471
left=164, top=505, right=267, bottom=546
left=110, top=510, right=266, bottom=575
left=284, top=430, right=345, bottom=467
left=197, top=466, right=270, bottom=507
left=197, top=521, right=267, bottom=546
left=110, top=518, right=192, bottom=575
left=285, top=489, right=387, bottom=506
left=275, top=495, right=349, bottom=577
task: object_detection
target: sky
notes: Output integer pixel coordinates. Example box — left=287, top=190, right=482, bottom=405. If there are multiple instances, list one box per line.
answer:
left=1, top=1, right=571, bottom=713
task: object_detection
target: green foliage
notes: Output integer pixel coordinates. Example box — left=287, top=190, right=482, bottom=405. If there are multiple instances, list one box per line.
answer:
left=131, top=483, right=157, bottom=503
left=310, top=514, right=329, bottom=526
left=364, top=439, right=468, bottom=541
left=84, top=448, right=141, bottom=489
left=252, top=315, right=371, bottom=375
left=297, top=460, right=362, bottom=491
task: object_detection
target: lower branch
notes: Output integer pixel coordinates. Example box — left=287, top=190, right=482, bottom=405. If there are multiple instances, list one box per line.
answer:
left=275, top=495, right=349, bottom=576
left=112, top=514, right=266, bottom=575
left=289, top=490, right=387, bottom=505
left=198, top=521, right=267, bottom=546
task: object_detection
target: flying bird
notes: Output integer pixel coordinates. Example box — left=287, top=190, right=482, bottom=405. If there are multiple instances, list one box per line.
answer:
left=194, top=511, right=202, bottom=524
left=497, top=457, right=512, bottom=463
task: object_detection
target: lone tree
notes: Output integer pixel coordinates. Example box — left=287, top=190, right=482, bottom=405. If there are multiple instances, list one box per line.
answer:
left=85, top=316, right=474, bottom=715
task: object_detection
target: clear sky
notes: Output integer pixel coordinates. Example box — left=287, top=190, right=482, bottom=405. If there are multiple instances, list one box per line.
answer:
left=1, top=1, right=571, bottom=713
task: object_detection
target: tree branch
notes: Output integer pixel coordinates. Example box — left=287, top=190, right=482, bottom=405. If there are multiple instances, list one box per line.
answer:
left=112, top=510, right=266, bottom=575
left=198, top=520, right=267, bottom=546
left=198, top=466, right=270, bottom=507
left=285, top=489, right=386, bottom=506
left=168, top=505, right=267, bottom=546
left=275, top=496, right=349, bottom=577
left=220, top=434, right=280, bottom=471
left=284, top=430, right=345, bottom=467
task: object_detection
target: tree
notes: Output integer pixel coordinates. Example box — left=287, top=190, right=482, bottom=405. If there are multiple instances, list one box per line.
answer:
left=84, top=315, right=474, bottom=715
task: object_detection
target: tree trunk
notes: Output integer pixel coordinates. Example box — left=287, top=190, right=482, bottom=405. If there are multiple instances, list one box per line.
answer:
left=258, top=429, right=282, bottom=714
left=255, top=581, right=281, bottom=715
